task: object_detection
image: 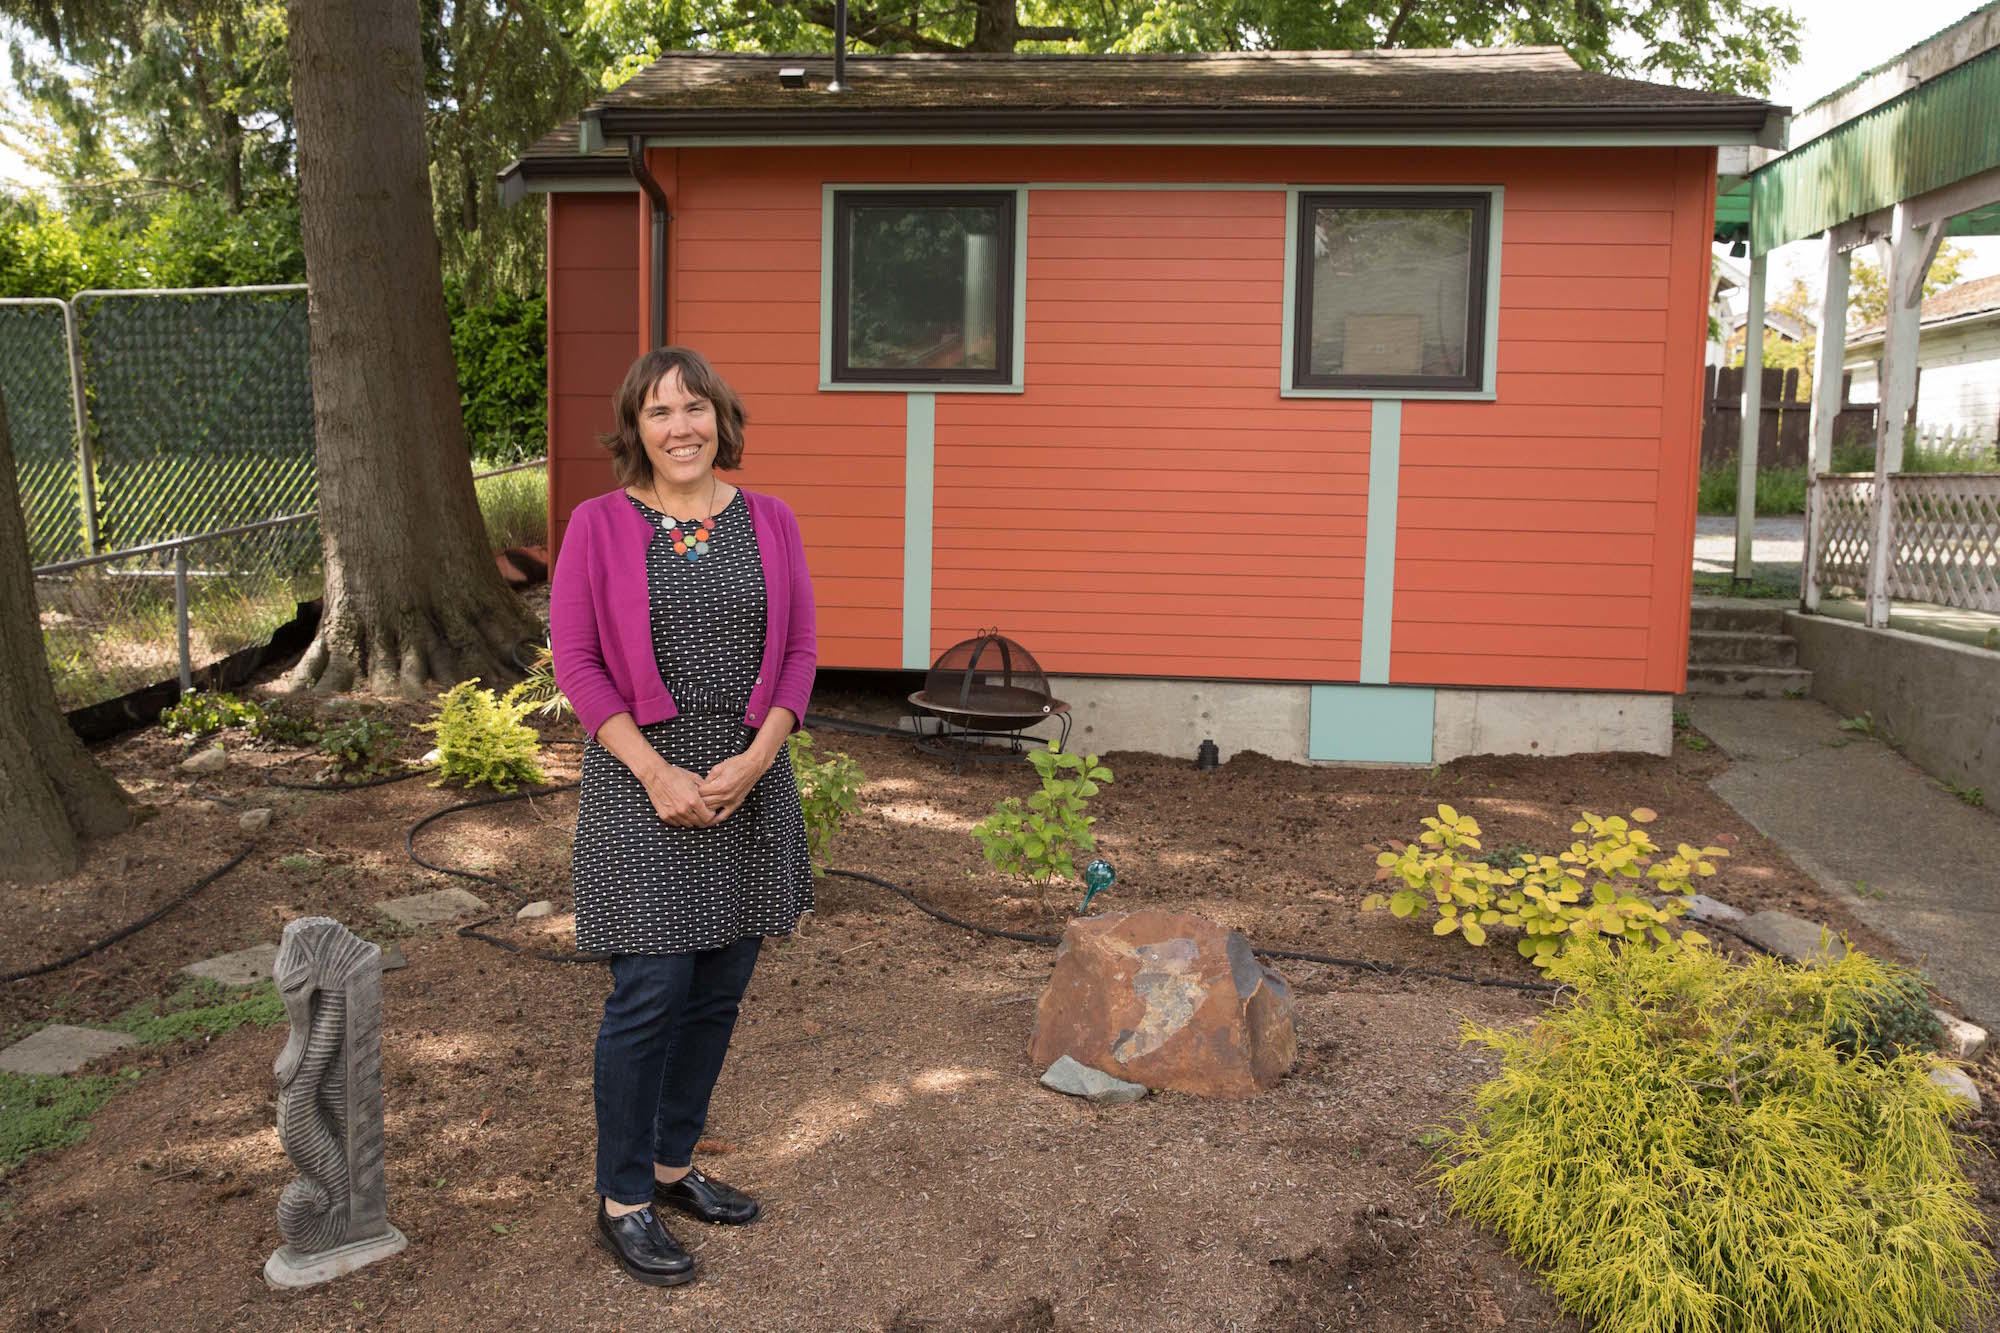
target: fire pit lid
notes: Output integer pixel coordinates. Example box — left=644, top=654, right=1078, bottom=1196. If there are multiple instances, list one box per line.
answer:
left=922, top=629, right=1054, bottom=716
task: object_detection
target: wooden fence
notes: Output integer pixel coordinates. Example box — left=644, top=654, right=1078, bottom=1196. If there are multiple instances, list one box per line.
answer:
left=1700, top=366, right=1877, bottom=469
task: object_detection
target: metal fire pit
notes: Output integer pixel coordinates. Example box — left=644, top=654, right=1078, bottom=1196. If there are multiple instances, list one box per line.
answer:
left=907, top=629, right=1070, bottom=764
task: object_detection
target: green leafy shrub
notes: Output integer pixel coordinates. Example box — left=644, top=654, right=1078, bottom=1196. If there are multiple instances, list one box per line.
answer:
left=788, top=730, right=865, bottom=875
left=159, top=689, right=263, bottom=738
left=971, top=744, right=1113, bottom=912
left=1832, top=968, right=1944, bottom=1060
left=448, top=286, right=547, bottom=466
left=315, top=716, right=400, bottom=781
left=1438, top=942, right=1993, bottom=1333
left=1362, top=805, right=1725, bottom=968
left=417, top=679, right=546, bottom=792
left=248, top=698, right=322, bottom=747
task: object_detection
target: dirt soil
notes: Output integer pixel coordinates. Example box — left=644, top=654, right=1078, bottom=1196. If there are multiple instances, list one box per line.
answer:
left=3, top=666, right=1998, bottom=1332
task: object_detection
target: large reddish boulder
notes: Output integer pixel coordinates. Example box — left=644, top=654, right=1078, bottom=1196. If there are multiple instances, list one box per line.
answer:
left=1029, top=909, right=1296, bottom=1098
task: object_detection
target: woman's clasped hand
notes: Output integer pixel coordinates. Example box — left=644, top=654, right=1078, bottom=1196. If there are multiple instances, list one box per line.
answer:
left=639, top=753, right=769, bottom=827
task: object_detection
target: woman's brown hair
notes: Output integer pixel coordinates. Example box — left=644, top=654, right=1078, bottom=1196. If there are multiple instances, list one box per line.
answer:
left=599, top=346, right=748, bottom=485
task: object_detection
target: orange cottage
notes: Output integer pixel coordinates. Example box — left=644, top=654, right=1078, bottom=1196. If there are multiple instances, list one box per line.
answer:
left=502, top=48, right=1784, bottom=765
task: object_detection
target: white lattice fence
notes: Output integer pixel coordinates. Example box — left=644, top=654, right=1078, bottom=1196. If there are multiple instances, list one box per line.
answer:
left=1885, top=474, right=2000, bottom=612
left=1811, top=475, right=1874, bottom=596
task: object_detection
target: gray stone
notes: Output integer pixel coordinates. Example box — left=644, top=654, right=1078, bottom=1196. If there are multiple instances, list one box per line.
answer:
left=1933, top=1010, right=1989, bottom=1062
left=1677, top=894, right=1746, bottom=924
left=1040, top=1054, right=1148, bottom=1105
left=184, top=798, right=221, bottom=815
left=420, top=748, right=441, bottom=766
left=268, top=917, right=403, bottom=1286
left=239, top=807, right=274, bottom=833
left=180, top=746, right=228, bottom=775
left=1734, top=910, right=1847, bottom=962
left=0, top=1024, right=138, bottom=1076
left=1930, top=1064, right=1983, bottom=1113
left=516, top=900, right=555, bottom=920
left=381, top=943, right=407, bottom=972
left=373, top=887, right=486, bottom=929
left=181, top=942, right=279, bottom=989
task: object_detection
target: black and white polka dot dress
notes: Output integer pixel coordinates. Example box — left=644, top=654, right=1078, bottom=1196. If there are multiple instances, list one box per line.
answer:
left=570, top=490, right=814, bottom=956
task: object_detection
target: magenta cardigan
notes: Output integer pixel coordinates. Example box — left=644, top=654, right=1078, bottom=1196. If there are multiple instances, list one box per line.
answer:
left=550, top=486, right=816, bottom=739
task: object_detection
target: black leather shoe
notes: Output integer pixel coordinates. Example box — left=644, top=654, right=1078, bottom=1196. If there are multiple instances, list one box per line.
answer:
left=654, top=1165, right=761, bottom=1225
left=596, top=1201, right=697, bottom=1286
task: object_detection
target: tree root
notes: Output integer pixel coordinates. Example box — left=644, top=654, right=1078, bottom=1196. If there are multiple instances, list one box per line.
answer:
left=287, top=587, right=540, bottom=698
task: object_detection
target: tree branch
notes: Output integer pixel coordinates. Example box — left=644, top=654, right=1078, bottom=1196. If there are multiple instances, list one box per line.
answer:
left=783, top=0, right=967, bottom=52
left=1381, top=0, right=1420, bottom=47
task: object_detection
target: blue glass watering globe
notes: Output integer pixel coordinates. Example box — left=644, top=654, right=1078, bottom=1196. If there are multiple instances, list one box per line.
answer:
left=1080, top=859, right=1115, bottom=913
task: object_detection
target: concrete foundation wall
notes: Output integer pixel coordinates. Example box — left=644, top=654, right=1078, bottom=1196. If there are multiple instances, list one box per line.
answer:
left=1787, top=612, right=2000, bottom=796
left=1433, top=690, right=1673, bottom=762
left=1044, top=677, right=1312, bottom=764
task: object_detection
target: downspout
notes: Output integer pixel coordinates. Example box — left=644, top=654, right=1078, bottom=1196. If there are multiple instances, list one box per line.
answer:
left=627, top=135, right=668, bottom=350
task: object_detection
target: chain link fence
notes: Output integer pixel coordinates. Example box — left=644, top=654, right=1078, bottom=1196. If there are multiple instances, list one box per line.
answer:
left=1, top=286, right=316, bottom=564
left=34, top=459, right=545, bottom=713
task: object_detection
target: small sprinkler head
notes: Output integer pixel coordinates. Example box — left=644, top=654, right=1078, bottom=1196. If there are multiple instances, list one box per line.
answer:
left=1079, top=859, right=1115, bottom=913
left=1196, top=738, right=1219, bottom=771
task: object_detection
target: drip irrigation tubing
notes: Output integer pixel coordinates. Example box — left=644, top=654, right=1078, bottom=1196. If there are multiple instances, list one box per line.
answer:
left=0, top=843, right=259, bottom=985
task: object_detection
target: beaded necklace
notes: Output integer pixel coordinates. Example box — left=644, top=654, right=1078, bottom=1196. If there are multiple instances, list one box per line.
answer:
left=648, top=472, right=720, bottom=564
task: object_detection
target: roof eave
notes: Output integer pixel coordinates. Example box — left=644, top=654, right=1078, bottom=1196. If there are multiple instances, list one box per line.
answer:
left=580, top=102, right=1780, bottom=145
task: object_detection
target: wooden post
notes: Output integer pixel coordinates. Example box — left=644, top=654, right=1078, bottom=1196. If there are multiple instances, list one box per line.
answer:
left=1734, top=249, right=1766, bottom=589
left=1803, top=234, right=1850, bottom=613
left=1867, top=203, right=1939, bottom=627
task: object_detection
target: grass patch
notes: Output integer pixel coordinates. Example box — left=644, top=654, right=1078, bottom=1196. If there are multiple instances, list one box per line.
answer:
left=1691, top=571, right=1796, bottom=600
left=1699, top=439, right=1994, bottom=517
left=0, top=1068, right=143, bottom=1173
left=476, top=464, right=547, bottom=552
left=108, top=977, right=286, bottom=1047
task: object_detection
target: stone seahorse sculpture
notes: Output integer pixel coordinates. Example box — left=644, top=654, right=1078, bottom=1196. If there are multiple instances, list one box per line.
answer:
left=264, top=916, right=406, bottom=1288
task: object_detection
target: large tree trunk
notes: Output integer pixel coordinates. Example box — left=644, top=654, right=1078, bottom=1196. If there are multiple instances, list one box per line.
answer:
left=286, top=0, right=539, bottom=695
left=0, top=388, right=131, bottom=883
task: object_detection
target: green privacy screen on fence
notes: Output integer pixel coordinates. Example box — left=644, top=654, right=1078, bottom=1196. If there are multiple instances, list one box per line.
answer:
left=77, top=288, right=318, bottom=551
left=0, top=300, right=86, bottom=565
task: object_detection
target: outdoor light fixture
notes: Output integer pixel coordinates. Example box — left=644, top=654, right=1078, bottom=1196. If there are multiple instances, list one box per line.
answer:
left=1196, top=738, right=1219, bottom=771
left=1730, top=239, right=1748, bottom=257
left=779, top=67, right=806, bottom=89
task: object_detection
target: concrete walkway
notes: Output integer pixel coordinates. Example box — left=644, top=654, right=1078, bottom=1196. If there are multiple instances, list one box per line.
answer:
left=1689, top=696, right=2000, bottom=1028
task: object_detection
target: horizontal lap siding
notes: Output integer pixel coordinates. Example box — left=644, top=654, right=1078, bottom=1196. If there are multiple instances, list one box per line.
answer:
left=674, top=153, right=904, bottom=669
left=549, top=193, right=638, bottom=557
left=935, top=187, right=1367, bottom=682
left=1391, top=147, right=1710, bottom=692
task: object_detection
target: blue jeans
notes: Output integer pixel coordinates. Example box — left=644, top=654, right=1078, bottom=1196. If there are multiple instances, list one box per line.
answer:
left=593, top=936, right=763, bottom=1205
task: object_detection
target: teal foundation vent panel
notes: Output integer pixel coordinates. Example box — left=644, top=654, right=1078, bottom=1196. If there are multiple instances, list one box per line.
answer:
left=1308, top=684, right=1435, bottom=764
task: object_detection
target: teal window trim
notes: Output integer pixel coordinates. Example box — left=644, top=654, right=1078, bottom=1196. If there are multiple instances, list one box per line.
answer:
left=1280, top=184, right=1504, bottom=401
left=819, top=183, right=1028, bottom=394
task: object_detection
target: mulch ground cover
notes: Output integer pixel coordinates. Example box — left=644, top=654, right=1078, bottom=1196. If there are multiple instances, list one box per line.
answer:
left=3, top=661, right=1998, bottom=1331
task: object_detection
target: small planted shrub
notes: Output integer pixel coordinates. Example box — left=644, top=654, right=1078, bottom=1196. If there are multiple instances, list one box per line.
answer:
left=1832, top=968, right=1944, bottom=1060
left=971, top=743, right=1113, bottom=913
left=248, top=698, right=321, bottom=747
left=502, top=645, right=571, bottom=720
left=159, top=689, right=263, bottom=738
left=417, top=679, right=546, bottom=792
left=1438, top=942, right=1993, bottom=1333
left=788, top=730, right=865, bottom=875
left=315, top=716, right=400, bottom=781
left=1361, top=805, right=1726, bottom=968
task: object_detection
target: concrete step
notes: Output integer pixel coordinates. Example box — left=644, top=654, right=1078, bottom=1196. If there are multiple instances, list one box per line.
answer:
left=1684, top=664, right=1814, bottom=698
left=1689, top=603, right=1790, bottom=634
left=1689, top=630, right=1799, bottom=667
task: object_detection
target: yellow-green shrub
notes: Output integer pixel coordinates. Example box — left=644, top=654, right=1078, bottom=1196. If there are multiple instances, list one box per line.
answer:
left=417, top=679, right=546, bottom=792
left=1361, top=805, right=1725, bottom=967
left=1438, top=942, right=1992, bottom=1333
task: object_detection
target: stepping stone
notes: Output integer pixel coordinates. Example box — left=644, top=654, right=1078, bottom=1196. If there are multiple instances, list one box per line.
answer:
left=1678, top=894, right=1746, bottom=924
left=0, top=1025, right=138, bottom=1076
left=1039, top=1054, right=1148, bottom=1105
left=381, top=942, right=407, bottom=972
left=181, top=942, right=279, bottom=988
left=373, top=887, right=486, bottom=929
left=1930, top=1065, right=1983, bottom=1113
left=1735, top=910, right=1847, bottom=962
left=1934, top=1010, right=1988, bottom=1062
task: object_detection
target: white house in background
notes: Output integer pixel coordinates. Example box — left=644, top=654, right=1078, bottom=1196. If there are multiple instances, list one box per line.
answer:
left=1845, top=273, right=2000, bottom=449
left=1709, top=253, right=1808, bottom=366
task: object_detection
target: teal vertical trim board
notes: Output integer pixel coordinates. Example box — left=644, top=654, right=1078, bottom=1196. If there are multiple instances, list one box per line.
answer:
left=1359, top=399, right=1402, bottom=684
left=901, top=392, right=936, bottom=670
left=819, top=184, right=835, bottom=387
left=1309, top=685, right=1435, bottom=764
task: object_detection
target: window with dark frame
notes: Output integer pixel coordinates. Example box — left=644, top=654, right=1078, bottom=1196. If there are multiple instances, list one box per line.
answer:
left=1292, top=192, right=1491, bottom=393
left=832, top=190, right=1016, bottom=385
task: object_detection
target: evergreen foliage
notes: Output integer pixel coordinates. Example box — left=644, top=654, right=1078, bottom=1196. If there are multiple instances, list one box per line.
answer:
left=417, top=678, right=547, bottom=792
left=1440, top=942, right=1994, bottom=1333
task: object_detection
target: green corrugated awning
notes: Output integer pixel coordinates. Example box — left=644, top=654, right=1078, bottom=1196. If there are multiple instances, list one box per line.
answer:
left=1714, top=178, right=1752, bottom=244
left=1746, top=44, right=2000, bottom=254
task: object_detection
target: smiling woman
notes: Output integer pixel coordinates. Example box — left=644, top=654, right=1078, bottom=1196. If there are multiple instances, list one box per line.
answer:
left=548, top=345, right=819, bottom=1287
